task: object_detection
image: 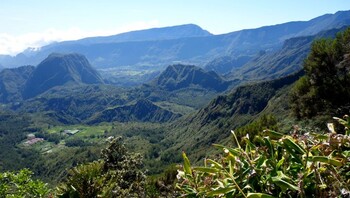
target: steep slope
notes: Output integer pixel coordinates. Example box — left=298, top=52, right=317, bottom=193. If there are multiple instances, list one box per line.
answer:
left=88, top=99, right=181, bottom=124
left=0, top=65, right=35, bottom=103
left=23, top=53, right=104, bottom=99
left=149, top=64, right=230, bottom=92
left=162, top=71, right=303, bottom=161
left=226, top=26, right=348, bottom=81
left=2, top=10, right=350, bottom=68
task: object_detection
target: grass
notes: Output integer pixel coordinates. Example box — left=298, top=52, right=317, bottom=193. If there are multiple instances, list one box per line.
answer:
left=44, top=122, right=164, bottom=152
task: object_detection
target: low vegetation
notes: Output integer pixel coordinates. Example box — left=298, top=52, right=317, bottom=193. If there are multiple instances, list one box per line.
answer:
left=177, top=115, right=350, bottom=197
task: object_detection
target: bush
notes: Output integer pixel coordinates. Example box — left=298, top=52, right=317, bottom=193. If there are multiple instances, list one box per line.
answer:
left=0, top=169, right=50, bottom=197
left=177, top=115, right=350, bottom=197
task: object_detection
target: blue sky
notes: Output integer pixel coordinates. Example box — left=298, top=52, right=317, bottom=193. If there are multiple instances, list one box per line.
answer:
left=0, top=0, right=349, bottom=55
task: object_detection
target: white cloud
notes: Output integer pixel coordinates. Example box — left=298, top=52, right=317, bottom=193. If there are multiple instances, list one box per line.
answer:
left=0, top=20, right=160, bottom=56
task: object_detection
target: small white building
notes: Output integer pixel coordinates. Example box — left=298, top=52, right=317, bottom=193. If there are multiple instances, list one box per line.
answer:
left=27, top=133, right=35, bottom=140
left=64, top=129, right=80, bottom=135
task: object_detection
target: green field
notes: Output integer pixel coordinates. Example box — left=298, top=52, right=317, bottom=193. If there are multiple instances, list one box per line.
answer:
left=48, top=124, right=110, bottom=136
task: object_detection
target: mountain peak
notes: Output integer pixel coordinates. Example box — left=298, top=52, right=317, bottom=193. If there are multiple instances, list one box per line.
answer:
left=23, top=53, right=104, bottom=98
left=150, top=64, right=229, bottom=91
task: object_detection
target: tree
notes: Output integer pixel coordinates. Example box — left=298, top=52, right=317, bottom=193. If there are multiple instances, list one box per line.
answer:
left=56, top=137, right=146, bottom=198
left=290, top=28, right=350, bottom=118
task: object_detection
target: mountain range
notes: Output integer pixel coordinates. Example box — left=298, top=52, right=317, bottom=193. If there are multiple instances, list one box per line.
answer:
left=1, top=10, right=350, bottom=69
left=0, top=10, right=348, bottom=125
left=0, top=52, right=228, bottom=124
left=1, top=23, right=348, bottom=124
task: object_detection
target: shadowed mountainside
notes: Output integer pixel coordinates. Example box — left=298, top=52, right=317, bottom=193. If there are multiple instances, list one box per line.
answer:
left=23, top=53, right=104, bottom=99
left=0, top=65, right=35, bottom=103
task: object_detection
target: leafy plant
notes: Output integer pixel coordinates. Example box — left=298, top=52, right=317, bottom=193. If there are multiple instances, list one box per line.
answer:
left=177, top=115, right=350, bottom=197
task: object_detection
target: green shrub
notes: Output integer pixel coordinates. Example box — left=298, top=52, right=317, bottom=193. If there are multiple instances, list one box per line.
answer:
left=177, top=115, right=350, bottom=197
left=0, top=169, right=50, bottom=197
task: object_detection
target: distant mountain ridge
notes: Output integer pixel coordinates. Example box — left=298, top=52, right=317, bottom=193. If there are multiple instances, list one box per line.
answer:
left=58, top=24, right=212, bottom=45
left=225, top=26, right=348, bottom=81
left=1, top=10, right=350, bottom=68
left=23, top=53, right=104, bottom=99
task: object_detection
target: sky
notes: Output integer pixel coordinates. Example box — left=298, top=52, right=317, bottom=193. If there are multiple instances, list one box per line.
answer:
left=0, top=0, right=349, bottom=55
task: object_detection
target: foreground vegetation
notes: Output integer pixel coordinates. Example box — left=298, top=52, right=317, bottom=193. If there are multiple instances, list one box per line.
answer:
left=1, top=115, right=349, bottom=197
left=177, top=115, right=350, bottom=197
left=0, top=169, right=50, bottom=197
